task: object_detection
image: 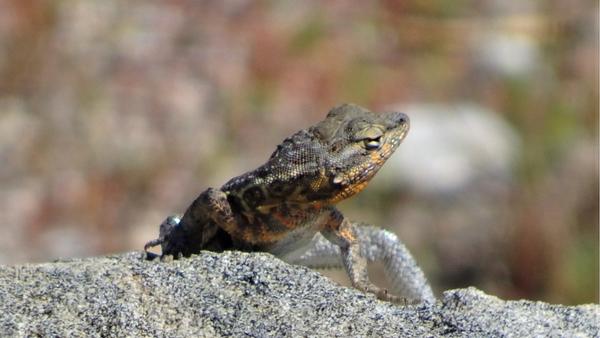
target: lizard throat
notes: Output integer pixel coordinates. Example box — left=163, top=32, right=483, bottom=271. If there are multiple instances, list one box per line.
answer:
left=328, top=180, right=370, bottom=204
left=327, top=142, right=396, bottom=204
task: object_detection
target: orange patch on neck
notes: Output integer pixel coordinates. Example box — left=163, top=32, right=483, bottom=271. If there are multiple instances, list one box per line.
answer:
left=328, top=180, right=370, bottom=204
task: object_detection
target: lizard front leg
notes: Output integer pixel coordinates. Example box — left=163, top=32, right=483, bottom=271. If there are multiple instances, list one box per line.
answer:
left=144, top=188, right=238, bottom=257
left=320, top=208, right=401, bottom=302
left=289, top=225, right=435, bottom=304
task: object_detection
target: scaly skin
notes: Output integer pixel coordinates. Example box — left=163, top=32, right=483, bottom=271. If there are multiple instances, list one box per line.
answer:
left=145, top=103, right=434, bottom=303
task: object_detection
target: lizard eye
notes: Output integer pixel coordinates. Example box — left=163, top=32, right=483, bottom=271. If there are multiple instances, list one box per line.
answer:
left=364, top=137, right=381, bottom=150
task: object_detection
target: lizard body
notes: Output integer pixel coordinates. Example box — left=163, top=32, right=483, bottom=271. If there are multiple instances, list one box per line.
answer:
left=145, top=103, right=434, bottom=303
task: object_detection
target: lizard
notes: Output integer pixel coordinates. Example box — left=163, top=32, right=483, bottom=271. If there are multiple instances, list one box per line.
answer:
left=144, top=103, right=435, bottom=304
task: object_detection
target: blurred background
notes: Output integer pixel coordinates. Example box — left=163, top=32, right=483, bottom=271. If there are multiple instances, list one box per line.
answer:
left=0, top=0, right=597, bottom=305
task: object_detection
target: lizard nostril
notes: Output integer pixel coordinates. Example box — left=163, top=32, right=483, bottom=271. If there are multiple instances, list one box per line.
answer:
left=395, top=113, right=409, bottom=126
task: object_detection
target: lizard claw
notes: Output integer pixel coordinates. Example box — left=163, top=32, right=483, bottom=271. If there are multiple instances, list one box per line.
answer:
left=375, top=288, right=404, bottom=303
left=360, top=284, right=404, bottom=303
left=143, top=238, right=163, bottom=252
left=143, top=216, right=182, bottom=255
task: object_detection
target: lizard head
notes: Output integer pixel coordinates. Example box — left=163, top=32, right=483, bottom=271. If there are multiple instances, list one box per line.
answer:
left=310, top=103, right=410, bottom=203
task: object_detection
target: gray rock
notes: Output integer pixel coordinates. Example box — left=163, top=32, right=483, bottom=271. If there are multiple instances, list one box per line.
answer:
left=0, top=251, right=597, bottom=337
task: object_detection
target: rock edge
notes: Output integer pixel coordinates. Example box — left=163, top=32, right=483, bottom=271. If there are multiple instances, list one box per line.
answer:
left=0, top=251, right=597, bottom=337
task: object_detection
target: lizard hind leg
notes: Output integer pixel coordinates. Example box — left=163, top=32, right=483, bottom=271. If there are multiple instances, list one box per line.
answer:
left=145, top=188, right=236, bottom=258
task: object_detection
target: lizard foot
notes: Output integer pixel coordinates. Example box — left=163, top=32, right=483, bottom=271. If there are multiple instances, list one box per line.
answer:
left=359, top=283, right=404, bottom=303
left=143, top=215, right=183, bottom=258
left=373, top=288, right=404, bottom=303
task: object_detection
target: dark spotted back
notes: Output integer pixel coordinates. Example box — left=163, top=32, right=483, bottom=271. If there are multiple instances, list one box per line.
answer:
left=220, top=104, right=409, bottom=212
